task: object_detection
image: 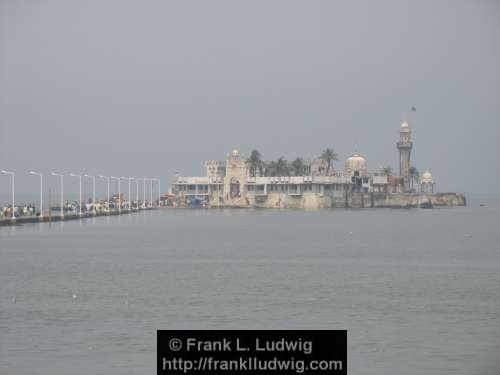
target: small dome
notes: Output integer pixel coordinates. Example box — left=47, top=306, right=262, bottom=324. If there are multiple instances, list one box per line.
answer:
left=231, top=149, right=240, bottom=157
left=345, top=153, right=368, bottom=173
left=400, top=121, right=409, bottom=129
left=421, top=170, right=433, bottom=183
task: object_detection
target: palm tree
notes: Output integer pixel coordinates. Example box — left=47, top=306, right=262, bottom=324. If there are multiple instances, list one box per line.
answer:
left=276, top=157, right=289, bottom=176
left=247, top=150, right=262, bottom=177
left=304, top=159, right=312, bottom=176
left=265, top=161, right=278, bottom=176
left=409, top=166, right=419, bottom=191
left=382, top=166, right=393, bottom=176
left=291, top=157, right=305, bottom=176
left=320, top=148, right=338, bottom=175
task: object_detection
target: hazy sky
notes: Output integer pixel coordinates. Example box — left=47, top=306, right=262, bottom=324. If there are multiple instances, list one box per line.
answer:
left=1, top=0, right=499, bottom=199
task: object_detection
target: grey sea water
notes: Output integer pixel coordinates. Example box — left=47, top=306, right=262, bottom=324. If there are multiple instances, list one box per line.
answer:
left=1, top=200, right=499, bottom=375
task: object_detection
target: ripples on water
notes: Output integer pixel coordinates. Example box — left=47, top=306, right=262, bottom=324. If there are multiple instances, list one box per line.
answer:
left=1, top=200, right=500, bottom=374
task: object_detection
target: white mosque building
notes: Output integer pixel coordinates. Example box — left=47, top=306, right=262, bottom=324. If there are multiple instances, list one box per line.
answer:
left=171, top=121, right=445, bottom=208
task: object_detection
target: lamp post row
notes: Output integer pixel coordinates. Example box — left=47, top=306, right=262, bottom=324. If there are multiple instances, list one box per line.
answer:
left=0, top=171, right=161, bottom=220
left=1, top=170, right=15, bottom=220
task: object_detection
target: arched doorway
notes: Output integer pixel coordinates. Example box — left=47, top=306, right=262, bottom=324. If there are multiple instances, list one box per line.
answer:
left=230, top=177, right=240, bottom=198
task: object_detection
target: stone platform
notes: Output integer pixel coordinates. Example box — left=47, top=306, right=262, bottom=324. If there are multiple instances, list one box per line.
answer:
left=207, top=192, right=466, bottom=209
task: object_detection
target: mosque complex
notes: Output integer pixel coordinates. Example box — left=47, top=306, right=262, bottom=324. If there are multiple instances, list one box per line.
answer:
left=171, top=121, right=465, bottom=209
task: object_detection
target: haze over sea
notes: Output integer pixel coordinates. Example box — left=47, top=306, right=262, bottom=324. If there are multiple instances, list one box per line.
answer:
left=1, top=198, right=499, bottom=375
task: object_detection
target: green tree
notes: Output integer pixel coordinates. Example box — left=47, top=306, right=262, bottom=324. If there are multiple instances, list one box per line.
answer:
left=304, top=160, right=312, bottom=176
left=265, top=161, right=277, bottom=176
left=247, top=150, right=262, bottom=177
left=382, top=166, right=393, bottom=176
left=276, top=157, right=289, bottom=176
left=320, top=148, right=338, bottom=175
left=409, top=166, right=419, bottom=191
left=291, top=157, right=305, bottom=176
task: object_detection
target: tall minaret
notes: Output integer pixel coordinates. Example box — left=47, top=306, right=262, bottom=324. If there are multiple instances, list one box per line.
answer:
left=397, top=121, right=413, bottom=192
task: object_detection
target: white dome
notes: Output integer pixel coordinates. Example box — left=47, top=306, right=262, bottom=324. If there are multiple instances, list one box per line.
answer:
left=400, top=121, right=409, bottom=128
left=231, top=149, right=240, bottom=157
left=421, top=170, right=433, bottom=183
left=345, top=153, right=368, bottom=173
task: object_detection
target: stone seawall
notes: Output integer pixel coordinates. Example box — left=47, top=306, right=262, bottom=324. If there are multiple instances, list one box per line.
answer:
left=370, top=192, right=466, bottom=208
left=208, top=192, right=466, bottom=209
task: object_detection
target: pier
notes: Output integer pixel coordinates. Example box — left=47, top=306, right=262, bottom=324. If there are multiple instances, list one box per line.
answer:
left=0, top=171, right=163, bottom=227
left=0, top=206, right=158, bottom=226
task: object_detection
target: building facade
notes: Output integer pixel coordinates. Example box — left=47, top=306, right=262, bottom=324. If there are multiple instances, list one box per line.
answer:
left=171, top=121, right=439, bottom=208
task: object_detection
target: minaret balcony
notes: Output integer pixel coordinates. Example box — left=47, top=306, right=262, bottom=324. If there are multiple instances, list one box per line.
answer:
left=397, top=141, right=413, bottom=148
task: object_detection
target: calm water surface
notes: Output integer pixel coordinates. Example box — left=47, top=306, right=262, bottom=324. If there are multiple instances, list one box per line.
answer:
left=1, top=201, right=500, bottom=374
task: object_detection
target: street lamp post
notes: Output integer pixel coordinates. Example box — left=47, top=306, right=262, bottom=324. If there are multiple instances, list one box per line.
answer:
left=110, top=176, right=121, bottom=213
left=134, top=178, right=140, bottom=210
left=29, top=171, right=43, bottom=218
left=128, top=178, right=132, bottom=209
left=158, top=178, right=161, bottom=207
left=148, top=178, right=153, bottom=208
left=51, top=172, right=64, bottom=218
left=99, top=175, right=110, bottom=212
left=152, top=178, right=161, bottom=207
left=70, top=173, right=83, bottom=216
left=118, top=177, right=129, bottom=211
left=84, top=174, right=96, bottom=214
left=121, top=177, right=132, bottom=211
left=1, top=170, right=15, bottom=220
left=147, top=178, right=152, bottom=207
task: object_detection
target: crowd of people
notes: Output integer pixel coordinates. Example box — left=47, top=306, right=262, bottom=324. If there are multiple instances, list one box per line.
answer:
left=1, top=204, right=37, bottom=218
left=1, top=194, right=161, bottom=220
